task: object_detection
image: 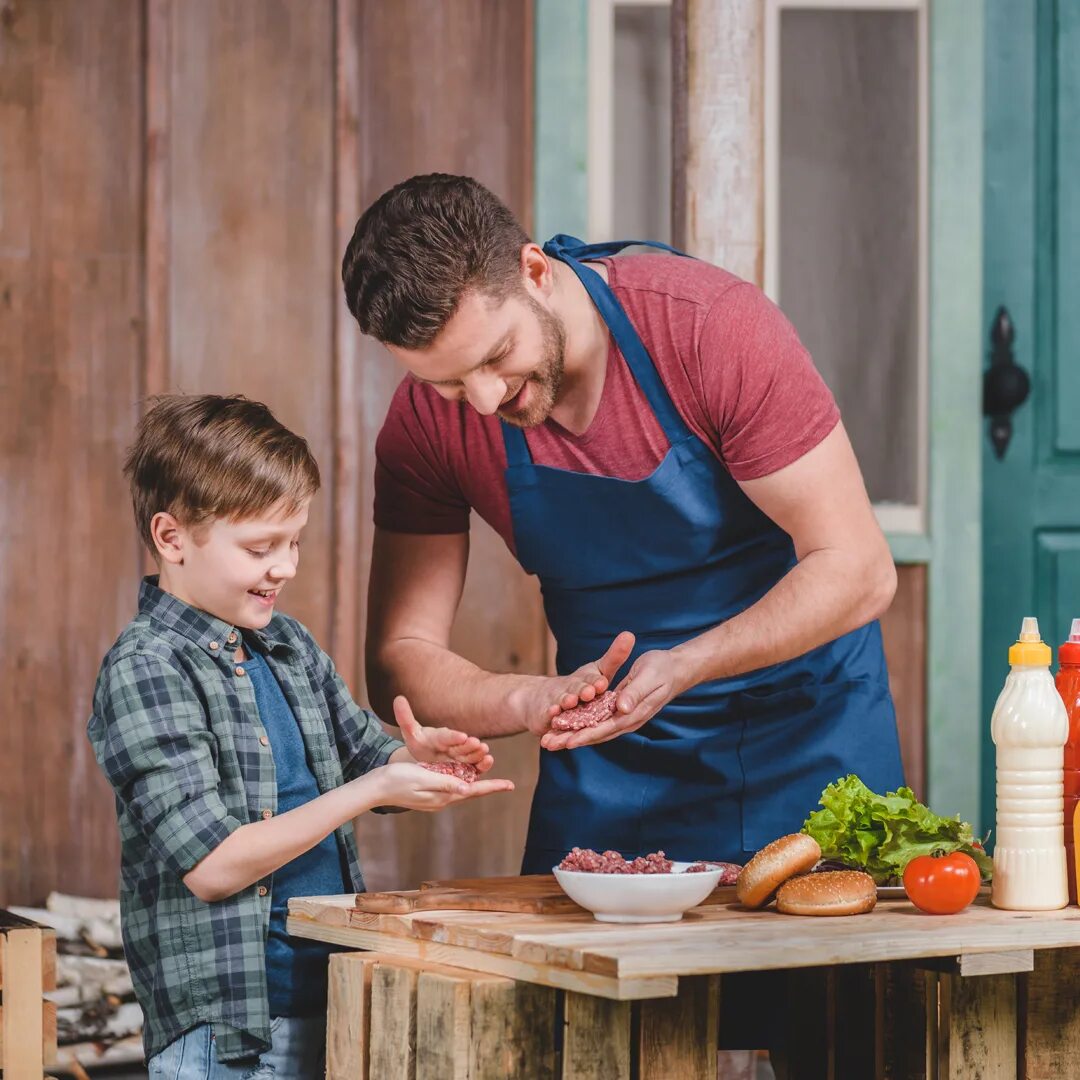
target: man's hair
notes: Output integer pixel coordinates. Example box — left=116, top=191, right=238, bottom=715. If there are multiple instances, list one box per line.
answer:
left=124, top=394, right=321, bottom=551
left=341, top=173, right=530, bottom=348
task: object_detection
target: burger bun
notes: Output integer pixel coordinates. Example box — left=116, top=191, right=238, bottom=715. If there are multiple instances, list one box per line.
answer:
left=736, top=833, right=822, bottom=909
left=776, top=870, right=877, bottom=916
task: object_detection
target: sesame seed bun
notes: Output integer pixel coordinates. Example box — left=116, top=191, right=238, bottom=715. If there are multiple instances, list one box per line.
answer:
left=776, top=870, right=877, bottom=916
left=736, top=834, right=822, bottom=909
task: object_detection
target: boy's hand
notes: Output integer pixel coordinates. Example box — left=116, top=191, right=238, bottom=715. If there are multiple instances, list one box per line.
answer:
left=368, top=761, right=514, bottom=811
left=393, top=696, right=495, bottom=773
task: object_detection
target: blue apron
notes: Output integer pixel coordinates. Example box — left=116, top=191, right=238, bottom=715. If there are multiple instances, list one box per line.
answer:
left=506, top=236, right=905, bottom=875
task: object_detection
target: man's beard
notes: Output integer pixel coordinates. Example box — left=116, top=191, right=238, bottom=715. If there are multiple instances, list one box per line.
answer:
left=497, top=296, right=567, bottom=429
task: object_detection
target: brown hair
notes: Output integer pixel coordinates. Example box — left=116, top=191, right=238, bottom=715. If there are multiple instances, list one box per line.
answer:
left=124, top=394, right=321, bottom=551
left=341, top=173, right=530, bottom=348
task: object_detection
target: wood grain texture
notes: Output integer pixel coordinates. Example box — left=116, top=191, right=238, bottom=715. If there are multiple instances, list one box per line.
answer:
left=1019, top=947, right=1080, bottom=1079
left=882, top=963, right=932, bottom=1080
left=562, top=991, right=632, bottom=1080
left=292, top=894, right=1080, bottom=986
left=880, top=564, right=928, bottom=798
left=0, top=928, right=46, bottom=1076
left=671, top=0, right=763, bottom=283
left=0, top=0, right=142, bottom=907
left=938, top=972, right=1016, bottom=1080
left=416, top=970, right=473, bottom=1080
left=637, top=974, right=719, bottom=1079
left=164, top=0, right=337, bottom=644
left=327, top=952, right=374, bottom=1080
left=1, top=0, right=542, bottom=907
left=369, top=962, right=418, bottom=1080
left=341, top=0, right=544, bottom=892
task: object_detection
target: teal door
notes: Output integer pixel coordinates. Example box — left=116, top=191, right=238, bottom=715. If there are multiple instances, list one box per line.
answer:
left=982, top=0, right=1080, bottom=832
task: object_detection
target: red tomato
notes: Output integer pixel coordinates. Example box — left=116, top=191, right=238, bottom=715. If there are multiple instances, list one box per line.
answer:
left=903, top=852, right=982, bottom=914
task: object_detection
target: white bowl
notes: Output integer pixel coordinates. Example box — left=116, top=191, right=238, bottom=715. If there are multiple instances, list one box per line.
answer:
left=552, top=862, right=724, bottom=923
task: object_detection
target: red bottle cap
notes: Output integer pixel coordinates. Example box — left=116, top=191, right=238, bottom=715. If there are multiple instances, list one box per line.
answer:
left=1061, top=618, right=1080, bottom=666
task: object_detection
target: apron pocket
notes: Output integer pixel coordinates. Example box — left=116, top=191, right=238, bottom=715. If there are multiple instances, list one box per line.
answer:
left=736, top=677, right=903, bottom=855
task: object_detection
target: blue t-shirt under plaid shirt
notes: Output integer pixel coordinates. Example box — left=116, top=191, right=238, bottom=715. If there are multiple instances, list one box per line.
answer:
left=88, top=577, right=404, bottom=1063
left=241, top=644, right=345, bottom=1018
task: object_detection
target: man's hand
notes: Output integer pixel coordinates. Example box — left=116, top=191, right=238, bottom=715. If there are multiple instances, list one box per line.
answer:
left=518, top=631, right=637, bottom=738
left=392, top=696, right=494, bottom=773
left=540, top=646, right=693, bottom=751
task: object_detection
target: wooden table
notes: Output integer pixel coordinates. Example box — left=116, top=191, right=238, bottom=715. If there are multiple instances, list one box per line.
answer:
left=289, top=881, right=1080, bottom=1078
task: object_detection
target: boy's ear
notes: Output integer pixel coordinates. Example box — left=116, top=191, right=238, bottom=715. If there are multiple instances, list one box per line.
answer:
left=150, top=512, right=185, bottom=565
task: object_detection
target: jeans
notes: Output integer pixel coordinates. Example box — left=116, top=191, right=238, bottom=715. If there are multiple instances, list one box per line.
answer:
left=147, top=1017, right=326, bottom=1080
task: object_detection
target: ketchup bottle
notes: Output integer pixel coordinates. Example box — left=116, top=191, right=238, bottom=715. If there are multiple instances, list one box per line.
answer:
left=1058, top=618, right=1080, bottom=904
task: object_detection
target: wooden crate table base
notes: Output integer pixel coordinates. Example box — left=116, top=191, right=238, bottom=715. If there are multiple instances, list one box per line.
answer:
left=291, top=888, right=1080, bottom=1080
left=0, top=910, right=58, bottom=1079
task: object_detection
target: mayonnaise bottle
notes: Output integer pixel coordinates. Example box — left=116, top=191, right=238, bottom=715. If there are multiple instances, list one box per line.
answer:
left=992, top=617, right=1069, bottom=910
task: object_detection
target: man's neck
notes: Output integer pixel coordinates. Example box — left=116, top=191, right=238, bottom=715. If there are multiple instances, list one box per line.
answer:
left=548, top=260, right=610, bottom=434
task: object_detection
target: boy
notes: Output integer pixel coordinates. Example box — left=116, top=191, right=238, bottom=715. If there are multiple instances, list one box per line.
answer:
left=88, top=394, right=513, bottom=1079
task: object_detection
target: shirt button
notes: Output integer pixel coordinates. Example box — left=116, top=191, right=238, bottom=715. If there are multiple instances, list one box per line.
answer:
left=227, top=632, right=238, bottom=644
left=235, top=666, right=246, bottom=677
left=209, top=641, right=219, bottom=651
left=259, top=735, right=269, bottom=746
left=261, top=809, right=273, bottom=819
left=257, top=886, right=268, bottom=897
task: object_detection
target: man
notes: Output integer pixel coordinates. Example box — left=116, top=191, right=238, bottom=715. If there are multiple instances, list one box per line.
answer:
left=342, top=173, right=904, bottom=873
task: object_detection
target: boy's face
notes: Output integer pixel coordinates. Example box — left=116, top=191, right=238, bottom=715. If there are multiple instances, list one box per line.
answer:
left=155, top=498, right=309, bottom=630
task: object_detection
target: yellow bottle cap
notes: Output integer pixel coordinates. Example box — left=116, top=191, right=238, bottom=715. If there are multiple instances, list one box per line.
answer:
left=1008, top=616, right=1051, bottom=665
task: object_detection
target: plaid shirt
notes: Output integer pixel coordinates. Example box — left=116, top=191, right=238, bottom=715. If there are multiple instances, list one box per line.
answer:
left=88, top=577, right=402, bottom=1063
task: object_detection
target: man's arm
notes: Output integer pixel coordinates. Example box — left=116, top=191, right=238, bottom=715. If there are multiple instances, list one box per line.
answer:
left=543, top=423, right=896, bottom=749
left=366, top=528, right=633, bottom=738
left=678, top=421, right=895, bottom=679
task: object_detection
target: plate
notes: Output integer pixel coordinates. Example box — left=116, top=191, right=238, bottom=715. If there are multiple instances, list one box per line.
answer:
left=877, top=885, right=907, bottom=899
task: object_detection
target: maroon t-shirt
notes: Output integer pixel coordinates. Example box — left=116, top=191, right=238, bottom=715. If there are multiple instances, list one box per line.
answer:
left=374, top=254, right=840, bottom=555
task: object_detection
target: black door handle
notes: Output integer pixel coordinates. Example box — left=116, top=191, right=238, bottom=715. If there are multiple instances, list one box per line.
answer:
left=983, top=305, right=1031, bottom=459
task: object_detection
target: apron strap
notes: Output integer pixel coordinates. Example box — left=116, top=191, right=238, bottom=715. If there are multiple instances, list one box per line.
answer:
left=501, top=235, right=696, bottom=464
left=544, top=234, right=688, bottom=261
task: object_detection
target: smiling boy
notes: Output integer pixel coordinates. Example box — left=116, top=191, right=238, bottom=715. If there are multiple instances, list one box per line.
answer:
left=88, top=394, right=512, bottom=1079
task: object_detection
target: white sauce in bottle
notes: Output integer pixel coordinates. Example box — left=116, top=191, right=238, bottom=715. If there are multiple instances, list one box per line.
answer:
left=992, top=617, right=1069, bottom=910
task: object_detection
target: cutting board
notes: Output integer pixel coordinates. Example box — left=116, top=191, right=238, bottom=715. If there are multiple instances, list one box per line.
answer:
left=354, top=874, right=737, bottom=915
left=355, top=875, right=583, bottom=915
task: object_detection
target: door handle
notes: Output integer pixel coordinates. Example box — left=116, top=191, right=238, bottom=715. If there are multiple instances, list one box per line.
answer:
left=983, top=305, right=1031, bottom=459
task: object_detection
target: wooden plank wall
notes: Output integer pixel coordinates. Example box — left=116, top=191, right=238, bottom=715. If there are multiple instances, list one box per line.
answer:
left=0, top=1, right=145, bottom=907
left=0, top=0, right=540, bottom=905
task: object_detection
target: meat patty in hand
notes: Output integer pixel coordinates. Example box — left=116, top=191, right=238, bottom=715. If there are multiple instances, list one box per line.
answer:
left=550, top=690, right=619, bottom=733
left=420, top=761, right=479, bottom=783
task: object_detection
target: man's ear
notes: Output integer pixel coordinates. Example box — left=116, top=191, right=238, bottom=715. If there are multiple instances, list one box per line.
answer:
left=150, top=512, right=185, bottom=566
left=520, top=243, right=554, bottom=297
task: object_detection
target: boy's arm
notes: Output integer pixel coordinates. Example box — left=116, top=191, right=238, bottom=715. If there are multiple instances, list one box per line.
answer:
left=88, top=650, right=247, bottom=885
left=89, top=650, right=505, bottom=903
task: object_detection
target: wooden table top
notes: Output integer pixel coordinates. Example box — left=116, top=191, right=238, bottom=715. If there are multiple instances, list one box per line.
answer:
left=288, top=884, right=1080, bottom=1001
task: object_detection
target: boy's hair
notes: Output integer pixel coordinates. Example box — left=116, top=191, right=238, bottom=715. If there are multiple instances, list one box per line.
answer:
left=341, top=173, right=530, bottom=349
left=124, top=394, right=321, bottom=552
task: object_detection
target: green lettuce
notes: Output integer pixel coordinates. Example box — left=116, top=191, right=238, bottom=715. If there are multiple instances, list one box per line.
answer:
left=802, top=774, right=993, bottom=885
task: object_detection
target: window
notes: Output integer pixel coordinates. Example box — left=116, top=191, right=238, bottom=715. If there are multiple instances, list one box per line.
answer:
left=765, top=0, right=928, bottom=533
left=589, top=0, right=672, bottom=244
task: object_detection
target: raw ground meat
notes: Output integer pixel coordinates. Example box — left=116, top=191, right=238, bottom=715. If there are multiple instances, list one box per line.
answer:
left=685, top=861, right=742, bottom=884
left=558, top=849, right=743, bottom=880
left=550, top=691, right=619, bottom=733
left=420, top=761, right=479, bottom=782
left=558, top=848, right=673, bottom=874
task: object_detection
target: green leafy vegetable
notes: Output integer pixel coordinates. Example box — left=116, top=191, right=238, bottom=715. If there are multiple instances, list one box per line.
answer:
left=802, top=775, right=993, bottom=886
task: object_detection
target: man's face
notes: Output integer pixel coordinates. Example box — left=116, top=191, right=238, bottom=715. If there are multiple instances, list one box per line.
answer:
left=387, top=288, right=567, bottom=429
left=157, top=499, right=309, bottom=630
